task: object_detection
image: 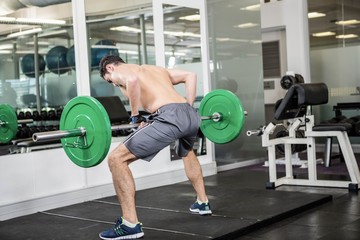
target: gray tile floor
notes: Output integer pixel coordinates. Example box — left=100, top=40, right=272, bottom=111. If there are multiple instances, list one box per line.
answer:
left=233, top=169, right=360, bottom=240
left=0, top=160, right=358, bottom=239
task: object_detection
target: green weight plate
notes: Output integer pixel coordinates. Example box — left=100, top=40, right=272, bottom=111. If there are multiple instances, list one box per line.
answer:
left=0, top=104, right=18, bottom=143
left=60, top=96, right=112, bottom=168
left=199, top=89, right=245, bottom=144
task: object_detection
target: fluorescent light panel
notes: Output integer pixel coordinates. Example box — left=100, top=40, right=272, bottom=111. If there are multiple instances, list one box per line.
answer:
left=234, top=22, right=258, bottom=28
left=312, top=31, right=336, bottom=37
left=0, top=17, right=16, bottom=21
left=179, top=14, right=200, bottom=21
left=111, top=26, right=200, bottom=38
left=25, top=41, right=50, bottom=46
left=240, top=4, right=260, bottom=11
left=335, top=19, right=360, bottom=25
left=38, top=29, right=68, bottom=37
left=0, top=44, right=13, bottom=50
left=336, top=34, right=358, bottom=39
left=16, top=18, right=66, bottom=25
left=0, top=17, right=65, bottom=25
left=7, top=28, right=42, bottom=38
left=308, top=12, right=326, bottom=18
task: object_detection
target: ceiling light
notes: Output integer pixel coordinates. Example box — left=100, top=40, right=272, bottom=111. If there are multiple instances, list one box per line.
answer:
left=312, top=31, right=336, bottom=37
left=217, top=37, right=248, bottom=43
left=26, top=41, right=51, bottom=46
left=7, top=28, right=42, bottom=38
left=336, top=34, right=358, bottom=39
left=38, top=29, right=68, bottom=37
left=110, top=26, right=141, bottom=33
left=0, top=17, right=16, bottom=22
left=0, top=50, right=11, bottom=54
left=111, top=26, right=200, bottom=38
left=179, top=14, right=200, bottom=21
left=308, top=12, right=326, bottom=19
left=240, top=4, right=260, bottom=11
left=16, top=18, right=66, bottom=25
left=234, top=23, right=258, bottom=28
left=0, top=17, right=65, bottom=25
left=335, top=19, right=360, bottom=25
left=0, top=44, right=13, bottom=50
left=163, top=30, right=200, bottom=38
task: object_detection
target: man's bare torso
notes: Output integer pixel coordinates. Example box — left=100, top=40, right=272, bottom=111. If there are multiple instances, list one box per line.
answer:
left=121, top=64, right=187, bottom=113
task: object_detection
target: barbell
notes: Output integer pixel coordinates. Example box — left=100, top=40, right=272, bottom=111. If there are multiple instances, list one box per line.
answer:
left=0, top=89, right=246, bottom=168
left=0, top=104, right=34, bottom=143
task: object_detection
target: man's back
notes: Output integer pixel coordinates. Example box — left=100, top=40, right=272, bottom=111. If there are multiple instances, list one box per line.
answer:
left=129, top=64, right=187, bottom=113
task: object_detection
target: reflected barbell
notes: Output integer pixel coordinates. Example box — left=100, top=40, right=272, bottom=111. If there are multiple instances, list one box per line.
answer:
left=1, top=89, right=247, bottom=168
left=0, top=104, right=34, bottom=143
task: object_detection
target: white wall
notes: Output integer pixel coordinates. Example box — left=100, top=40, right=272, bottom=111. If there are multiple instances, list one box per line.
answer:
left=0, top=138, right=216, bottom=220
left=261, top=0, right=311, bottom=83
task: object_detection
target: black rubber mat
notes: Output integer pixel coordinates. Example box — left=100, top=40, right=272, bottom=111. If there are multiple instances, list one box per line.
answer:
left=0, top=168, right=332, bottom=240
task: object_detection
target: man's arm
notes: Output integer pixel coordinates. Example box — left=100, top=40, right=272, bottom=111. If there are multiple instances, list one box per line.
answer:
left=124, top=76, right=141, bottom=117
left=167, top=68, right=197, bottom=105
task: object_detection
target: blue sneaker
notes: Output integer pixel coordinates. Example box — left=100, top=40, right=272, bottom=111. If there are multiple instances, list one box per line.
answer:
left=189, top=201, right=212, bottom=215
left=99, top=217, right=144, bottom=239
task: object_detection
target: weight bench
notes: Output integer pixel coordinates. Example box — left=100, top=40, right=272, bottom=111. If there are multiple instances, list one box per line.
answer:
left=261, top=83, right=360, bottom=191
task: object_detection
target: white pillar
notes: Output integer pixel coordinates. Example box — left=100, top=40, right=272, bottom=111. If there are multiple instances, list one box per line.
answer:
left=71, top=0, right=91, bottom=96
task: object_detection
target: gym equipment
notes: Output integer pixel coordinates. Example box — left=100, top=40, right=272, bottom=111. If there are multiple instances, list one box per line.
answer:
left=247, top=83, right=360, bottom=191
left=0, top=104, right=33, bottom=143
left=66, top=45, right=76, bottom=70
left=46, top=46, right=69, bottom=75
left=199, top=89, right=245, bottom=144
left=20, top=54, right=46, bottom=78
left=91, top=40, right=119, bottom=70
left=280, top=73, right=304, bottom=90
left=31, top=89, right=246, bottom=168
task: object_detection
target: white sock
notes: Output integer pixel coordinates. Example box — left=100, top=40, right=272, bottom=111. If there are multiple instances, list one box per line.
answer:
left=197, top=199, right=208, bottom=204
left=122, top=218, right=137, bottom=228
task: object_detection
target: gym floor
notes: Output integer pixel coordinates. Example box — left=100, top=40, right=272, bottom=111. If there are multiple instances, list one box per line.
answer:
left=1, top=161, right=360, bottom=240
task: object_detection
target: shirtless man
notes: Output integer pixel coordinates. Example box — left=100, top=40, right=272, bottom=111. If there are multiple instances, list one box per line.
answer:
left=98, top=55, right=212, bottom=239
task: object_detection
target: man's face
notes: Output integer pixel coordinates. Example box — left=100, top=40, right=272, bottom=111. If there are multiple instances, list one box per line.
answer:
left=103, top=72, right=113, bottom=84
left=103, top=66, right=120, bottom=87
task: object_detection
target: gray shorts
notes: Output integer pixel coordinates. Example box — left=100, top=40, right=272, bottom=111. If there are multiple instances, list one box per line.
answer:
left=123, top=103, right=201, bottom=161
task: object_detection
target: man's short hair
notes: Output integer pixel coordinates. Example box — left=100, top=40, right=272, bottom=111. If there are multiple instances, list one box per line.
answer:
left=99, top=55, right=125, bottom=79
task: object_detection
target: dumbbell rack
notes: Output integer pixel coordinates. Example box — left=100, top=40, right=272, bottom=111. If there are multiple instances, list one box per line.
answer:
left=15, top=108, right=63, bottom=140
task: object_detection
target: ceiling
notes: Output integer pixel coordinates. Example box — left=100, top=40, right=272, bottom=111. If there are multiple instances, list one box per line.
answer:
left=308, top=0, right=360, bottom=48
left=0, top=0, right=359, bottom=58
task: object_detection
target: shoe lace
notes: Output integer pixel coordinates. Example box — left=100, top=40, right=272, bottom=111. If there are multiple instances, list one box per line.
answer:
left=113, top=218, right=125, bottom=235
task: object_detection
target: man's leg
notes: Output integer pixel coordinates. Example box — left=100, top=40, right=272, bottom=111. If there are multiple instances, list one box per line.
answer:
left=108, top=143, right=139, bottom=224
left=182, top=150, right=208, bottom=202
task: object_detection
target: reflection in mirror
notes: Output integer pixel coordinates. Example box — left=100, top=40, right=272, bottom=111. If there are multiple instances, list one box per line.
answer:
left=161, top=5, right=203, bottom=108
left=0, top=4, right=74, bottom=150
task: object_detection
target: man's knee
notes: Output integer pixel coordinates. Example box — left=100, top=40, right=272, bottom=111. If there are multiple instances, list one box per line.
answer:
left=107, top=144, right=135, bottom=169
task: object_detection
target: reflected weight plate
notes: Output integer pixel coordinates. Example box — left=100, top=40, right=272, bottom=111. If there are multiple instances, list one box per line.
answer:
left=0, top=104, right=18, bottom=143
left=60, top=96, right=112, bottom=168
left=199, top=89, right=245, bottom=144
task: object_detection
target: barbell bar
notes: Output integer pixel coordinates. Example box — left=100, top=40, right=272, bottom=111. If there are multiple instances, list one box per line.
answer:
left=32, top=113, right=223, bottom=143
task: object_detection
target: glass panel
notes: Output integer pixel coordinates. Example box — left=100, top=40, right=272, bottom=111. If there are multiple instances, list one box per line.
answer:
left=85, top=7, right=155, bottom=110
left=207, top=0, right=266, bottom=165
left=0, top=3, right=73, bottom=142
left=162, top=5, right=204, bottom=108
left=159, top=4, right=205, bottom=159
left=308, top=0, right=360, bottom=143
